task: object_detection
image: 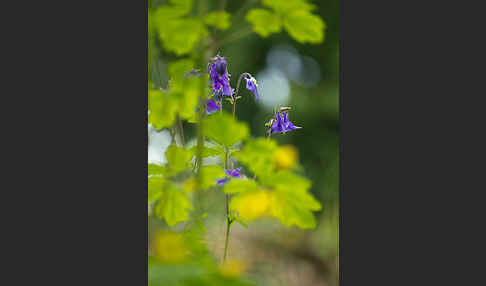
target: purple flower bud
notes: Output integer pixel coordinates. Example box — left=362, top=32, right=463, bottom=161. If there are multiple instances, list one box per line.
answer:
left=217, top=178, right=230, bottom=186
left=245, top=75, right=259, bottom=99
left=206, top=98, right=221, bottom=114
left=271, top=111, right=302, bottom=134
left=209, top=56, right=233, bottom=97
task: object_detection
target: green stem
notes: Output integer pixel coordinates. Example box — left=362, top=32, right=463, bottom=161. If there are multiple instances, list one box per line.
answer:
left=223, top=147, right=231, bottom=262
left=177, top=115, right=185, bottom=146
left=223, top=214, right=231, bottom=262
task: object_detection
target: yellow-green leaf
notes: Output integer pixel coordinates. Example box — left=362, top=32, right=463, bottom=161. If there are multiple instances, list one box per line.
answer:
left=234, top=138, right=278, bottom=177
left=264, top=171, right=322, bottom=229
left=154, top=182, right=193, bottom=226
left=199, top=165, right=225, bottom=190
left=283, top=10, right=325, bottom=44
left=158, top=18, right=208, bottom=56
left=262, top=0, right=316, bottom=14
left=245, top=9, right=282, bottom=37
left=148, top=89, right=178, bottom=129
left=204, top=11, right=231, bottom=30
left=148, top=163, right=166, bottom=177
left=148, top=176, right=166, bottom=203
left=223, top=178, right=259, bottom=194
left=204, top=113, right=249, bottom=147
left=165, top=145, right=193, bottom=174
left=189, top=145, right=224, bottom=158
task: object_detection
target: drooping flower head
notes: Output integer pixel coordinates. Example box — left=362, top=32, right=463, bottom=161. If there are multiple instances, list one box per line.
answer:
left=244, top=74, right=259, bottom=99
left=271, top=111, right=302, bottom=134
left=216, top=168, right=243, bottom=186
left=208, top=55, right=232, bottom=97
left=206, top=98, right=221, bottom=114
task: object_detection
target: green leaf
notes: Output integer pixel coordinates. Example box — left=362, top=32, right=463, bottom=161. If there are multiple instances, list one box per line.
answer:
left=148, top=89, right=178, bottom=129
left=169, top=0, right=193, bottom=13
left=283, top=10, right=325, bottom=44
left=223, top=178, right=259, bottom=194
left=149, top=163, right=166, bottom=177
left=204, top=11, right=231, bottom=30
left=262, top=0, right=316, bottom=14
left=234, top=138, right=278, bottom=177
left=154, top=182, right=193, bottom=226
left=199, top=165, right=225, bottom=190
left=204, top=113, right=249, bottom=147
left=168, top=59, right=195, bottom=80
left=165, top=145, right=194, bottom=174
left=264, top=171, right=322, bottom=229
left=158, top=18, right=208, bottom=56
left=189, top=145, right=224, bottom=158
left=245, top=9, right=282, bottom=37
left=148, top=176, right=166, bottom=203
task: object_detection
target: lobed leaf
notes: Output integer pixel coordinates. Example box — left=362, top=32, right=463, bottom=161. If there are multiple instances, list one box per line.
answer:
left=148, top=89, right=178, bottom=129
left=204, top=11, right=231, bottom=30
left=234, top=138, right=278, bottom=177
left=165, top=145, right=194, bottom=174
left=148, top=176, right=166, bottom=203
left=223, top=178, right=259, bottom=194
left=199, top=165, right=225, bottom=190
left=204, top=113, right=249, bottom=148
left=283, top=10, right=325, bottom=44
left=245, top=9, right=282, bottom=37
left=262, top=0, right=316, bottom=14
left=154, top=182, right=193, bottom=226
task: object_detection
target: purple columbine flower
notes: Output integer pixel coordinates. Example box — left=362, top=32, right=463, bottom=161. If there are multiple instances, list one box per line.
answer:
left=245, top=75, right=259, bottom=99
left=216, top=168, right=243, bottom=186
left=208, top=56, right=233, bottom=97
left=271, top=111, right=302, bottom=134
left=206, top=98, right=221, bottom=114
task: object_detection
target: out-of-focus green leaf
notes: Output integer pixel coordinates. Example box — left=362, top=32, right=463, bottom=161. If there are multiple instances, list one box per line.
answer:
left=204, top=113, right=249, bottom=147
left=262, top=0, right=316, bottom=14
left=234, top=138, right=278, bottom=177
left=204, top=11, right=231, bottom=30
left=168, top=59, right=195, bottom=80
left=149, top=163, right=166, bottom=177
left=264, top=171, right=322, bottom=229
left=158, top=18, right=208, bottom=56
left=149, top=176, right=166, bottom=203
left=149, top=89, right=178, bottom=129
left=189, top=145, right=224, bottom=158
left=154, top=182, right=193, bottom=226
left=245, top=9, right=282, bottom=37
left=283, top=10, right=325, bottom=43
left=199, top=165, right=225, bottom=190
left=223, top=178, right=259, bottom=194
left=166, top=145, right=194, bottom=174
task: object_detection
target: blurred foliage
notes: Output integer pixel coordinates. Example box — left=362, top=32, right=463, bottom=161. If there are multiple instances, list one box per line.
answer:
left=148, top=0, right=338, bottom=285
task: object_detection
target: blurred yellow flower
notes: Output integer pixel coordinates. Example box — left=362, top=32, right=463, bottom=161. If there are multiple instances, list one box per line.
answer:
left=220, top=259, right=246, bottom=278
left=230, top=190, right=270, bottom=221
left=274, top=145, right=298, bottom=170
left=152, top=230, right=188, bottom=263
